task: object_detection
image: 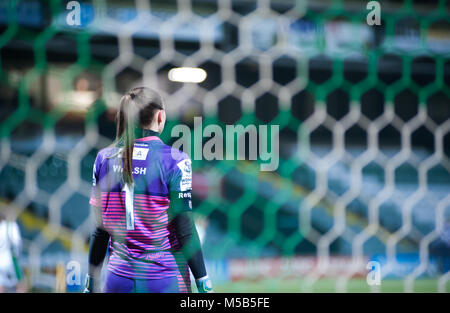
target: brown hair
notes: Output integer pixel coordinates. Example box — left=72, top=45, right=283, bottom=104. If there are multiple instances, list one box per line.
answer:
left=114, top=87, right=164, bottom=185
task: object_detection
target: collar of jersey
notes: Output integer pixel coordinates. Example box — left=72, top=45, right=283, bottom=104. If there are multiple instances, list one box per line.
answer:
left=135, top=129, right=162, bottom=142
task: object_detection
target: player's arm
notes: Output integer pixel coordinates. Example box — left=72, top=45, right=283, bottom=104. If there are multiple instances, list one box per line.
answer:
left=84, top=155, right=110, bottom=293
left=85, top=205, right=110, bottom=293
left=172, top=207, right=212, bottom=293
left=169, top=158, right=213, bottom=293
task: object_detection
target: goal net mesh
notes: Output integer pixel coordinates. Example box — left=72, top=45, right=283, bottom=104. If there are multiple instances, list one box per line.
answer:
left=0, top=0, right=449, bottom=292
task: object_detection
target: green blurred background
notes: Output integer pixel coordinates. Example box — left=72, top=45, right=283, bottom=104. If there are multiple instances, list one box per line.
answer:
left=0, top=0, right=449, bottom=292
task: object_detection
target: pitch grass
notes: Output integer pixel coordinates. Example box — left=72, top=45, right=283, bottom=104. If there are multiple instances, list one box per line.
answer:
left=213, top=278, right=450, bottom=293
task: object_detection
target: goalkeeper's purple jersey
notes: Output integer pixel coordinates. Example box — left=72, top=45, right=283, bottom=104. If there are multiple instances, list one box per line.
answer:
left=89, top=135, right=192, bottom=290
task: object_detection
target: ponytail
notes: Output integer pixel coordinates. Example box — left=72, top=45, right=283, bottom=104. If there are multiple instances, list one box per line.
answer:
left=113, top=87, right=164, bottom=185
left=123, top=95, right=137, bottom=185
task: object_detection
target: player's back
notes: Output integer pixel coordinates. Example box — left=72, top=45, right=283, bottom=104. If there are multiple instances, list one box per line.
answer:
left=90, top=134, right=191, bottom=278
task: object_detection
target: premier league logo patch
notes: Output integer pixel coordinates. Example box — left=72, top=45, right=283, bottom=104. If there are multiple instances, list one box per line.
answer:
left=177, top=159, right=192, bottom=191
left=182, top=159, right=191, bottom=174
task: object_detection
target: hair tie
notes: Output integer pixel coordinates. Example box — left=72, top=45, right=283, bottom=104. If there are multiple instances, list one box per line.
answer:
left=130, top=92, right=136, bottom=100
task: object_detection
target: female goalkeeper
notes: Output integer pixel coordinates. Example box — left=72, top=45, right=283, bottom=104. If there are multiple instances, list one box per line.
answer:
left=84, top=87, right=212, bottom=293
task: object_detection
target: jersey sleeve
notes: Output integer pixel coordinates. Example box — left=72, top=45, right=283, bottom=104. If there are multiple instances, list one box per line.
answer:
left=89, top=153, right=102, bottom=208
left=168, top=156, right=192, bottom=213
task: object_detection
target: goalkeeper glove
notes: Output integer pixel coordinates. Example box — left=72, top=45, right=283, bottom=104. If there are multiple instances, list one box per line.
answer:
left=83, top=274, right=95, bottom=293
left=195, top=275, right=213, bottom=293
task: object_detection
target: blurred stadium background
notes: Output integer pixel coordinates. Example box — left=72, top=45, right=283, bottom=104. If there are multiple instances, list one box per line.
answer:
left=0, top=0, right=450, bottom=293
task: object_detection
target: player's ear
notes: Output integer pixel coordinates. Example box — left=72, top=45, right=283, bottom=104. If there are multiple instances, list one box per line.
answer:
left=157, top=109, right=166, bottom=131
left=157, top=109, right=164, bottom=124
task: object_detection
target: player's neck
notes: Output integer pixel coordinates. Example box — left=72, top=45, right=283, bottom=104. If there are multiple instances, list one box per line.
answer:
left=137, top=128, right=159, bottom=138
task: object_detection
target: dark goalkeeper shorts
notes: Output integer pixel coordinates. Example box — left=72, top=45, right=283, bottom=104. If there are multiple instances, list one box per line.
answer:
left=103, top=270, right=185, bottom=293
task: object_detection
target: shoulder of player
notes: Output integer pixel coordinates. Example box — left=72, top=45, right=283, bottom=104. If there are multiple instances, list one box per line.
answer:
left=96, top=146, right=121, bottom=163
left=160, top=143, right=190, bottom=163
left=157, top=144, right=191, bottom=177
